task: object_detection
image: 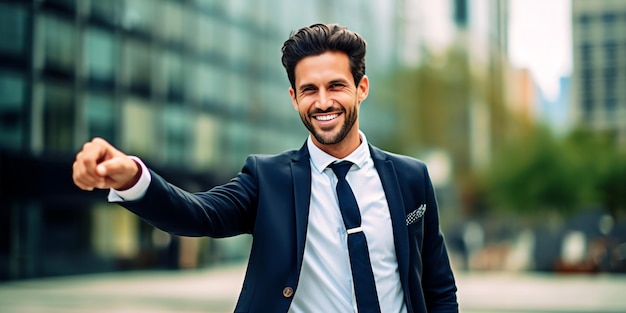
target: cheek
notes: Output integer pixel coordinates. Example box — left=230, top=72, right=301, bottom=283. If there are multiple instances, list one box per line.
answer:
left=295, top=99, right=313, bottom=113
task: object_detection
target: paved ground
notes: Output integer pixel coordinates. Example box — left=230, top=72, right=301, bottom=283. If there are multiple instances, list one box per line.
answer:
left=1, top=263, right=625, bottom=313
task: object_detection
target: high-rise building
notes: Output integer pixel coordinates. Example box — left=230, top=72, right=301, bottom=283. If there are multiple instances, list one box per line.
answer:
left=450, top=0, right=511, bottom=172
left=0, top=0, right=304, bottom=280
left=572, top=0, right=626, bottom=146
left=0, top=0, right=406, bottom=279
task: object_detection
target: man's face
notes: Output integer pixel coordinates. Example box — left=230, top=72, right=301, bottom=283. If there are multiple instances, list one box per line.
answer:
left=289, top=51, right=368, bottom=150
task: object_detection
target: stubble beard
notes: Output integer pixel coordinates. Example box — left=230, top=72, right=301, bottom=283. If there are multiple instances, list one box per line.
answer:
left=300, top=105, right=358, bottom=145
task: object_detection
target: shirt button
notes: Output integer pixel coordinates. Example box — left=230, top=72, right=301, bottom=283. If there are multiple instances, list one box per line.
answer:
left=282, top=287, right=294, bottom=298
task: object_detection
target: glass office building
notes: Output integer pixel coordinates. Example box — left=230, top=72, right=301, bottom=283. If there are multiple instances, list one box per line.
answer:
left=572, top=0, right=626, bottom=146
left=0, top=0, right=400, bottom=279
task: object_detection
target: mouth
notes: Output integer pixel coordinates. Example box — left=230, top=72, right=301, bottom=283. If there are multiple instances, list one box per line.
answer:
left=313, top=113, right=340, bottom=121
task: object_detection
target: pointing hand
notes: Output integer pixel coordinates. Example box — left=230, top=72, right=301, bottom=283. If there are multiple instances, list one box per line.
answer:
left=72, top=138, right=141, bottom=191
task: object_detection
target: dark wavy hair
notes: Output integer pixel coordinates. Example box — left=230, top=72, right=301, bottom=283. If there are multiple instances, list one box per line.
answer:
left=281, top=23, right=367, bottom=90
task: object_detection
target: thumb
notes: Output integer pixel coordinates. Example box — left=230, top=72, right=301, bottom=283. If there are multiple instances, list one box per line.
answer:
left=96, top=157, right=134, bottom=178
left=96, top=163, right=108, bottom=176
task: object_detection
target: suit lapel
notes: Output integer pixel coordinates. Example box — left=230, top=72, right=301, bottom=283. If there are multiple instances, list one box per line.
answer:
left=370, top=146, right=411, bottom=305
left=291, top=143, right=312, bottom=268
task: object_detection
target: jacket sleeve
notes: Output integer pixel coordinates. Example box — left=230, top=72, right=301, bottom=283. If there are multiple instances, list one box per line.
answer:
left=120, top=155, right=260, bottom=238
left=421, top=165, right=459, bottom=312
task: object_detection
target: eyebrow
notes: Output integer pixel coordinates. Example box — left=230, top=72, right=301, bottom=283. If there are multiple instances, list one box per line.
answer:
left=297, top=79, right=350, bottom=92
left=297, top=83, right=317, bottom=92
left=329, top=78, right=350, bottom=85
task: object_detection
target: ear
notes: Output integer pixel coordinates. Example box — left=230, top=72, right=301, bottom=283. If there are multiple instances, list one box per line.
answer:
left=357, top=75, right=369, bottom=104
left=289, top=87, right=299, bottom=111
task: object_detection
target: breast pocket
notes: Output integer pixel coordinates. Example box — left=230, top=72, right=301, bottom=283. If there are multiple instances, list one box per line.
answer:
left=406, top=204, right=426, bottom=226
left=406, top=204, right=426, bottom=249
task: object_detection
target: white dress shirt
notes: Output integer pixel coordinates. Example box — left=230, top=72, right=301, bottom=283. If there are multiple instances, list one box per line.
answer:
left=288, top=132, right=406, bottom=313
left=108, top=156, right=151, bottom=202
left=109, top=132, right=406, bottom=312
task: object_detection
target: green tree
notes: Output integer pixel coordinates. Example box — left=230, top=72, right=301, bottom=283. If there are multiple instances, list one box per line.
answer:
left=486, top=127, right=626, bottom=219
left=486, top=127, right=578, bottom=215
left=564, top=130, right=626, bottom=219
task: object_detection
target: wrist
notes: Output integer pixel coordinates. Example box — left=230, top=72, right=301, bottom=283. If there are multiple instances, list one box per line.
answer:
left=116, top=160, right=142, bottom=191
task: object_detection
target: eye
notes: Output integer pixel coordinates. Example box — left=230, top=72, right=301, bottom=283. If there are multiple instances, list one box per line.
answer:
left=300, top=87, right=316, bottom=95
left=329, top=82, right=346, bottom=90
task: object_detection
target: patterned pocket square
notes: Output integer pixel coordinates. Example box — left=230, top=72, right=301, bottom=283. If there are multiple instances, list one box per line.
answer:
left=406, top=204, right=426, bottom=225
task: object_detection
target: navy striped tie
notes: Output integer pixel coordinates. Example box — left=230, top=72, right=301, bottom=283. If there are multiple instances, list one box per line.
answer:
left=330, top=161, right=381, bottom=313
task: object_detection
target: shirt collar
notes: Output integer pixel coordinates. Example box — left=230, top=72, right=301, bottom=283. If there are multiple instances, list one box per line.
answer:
left=307, top=130, right=370, bottom=174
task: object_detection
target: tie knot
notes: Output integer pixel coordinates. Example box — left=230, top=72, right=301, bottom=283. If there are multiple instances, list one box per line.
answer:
left=329, top=161, right=353, bottom=179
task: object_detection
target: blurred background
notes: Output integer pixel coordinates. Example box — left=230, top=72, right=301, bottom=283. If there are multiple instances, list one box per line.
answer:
left=0, top=0, right=625, bottom=308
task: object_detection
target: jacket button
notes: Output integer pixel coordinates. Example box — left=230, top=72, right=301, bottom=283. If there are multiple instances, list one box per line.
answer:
left=282, top=287, right=294, bottom=298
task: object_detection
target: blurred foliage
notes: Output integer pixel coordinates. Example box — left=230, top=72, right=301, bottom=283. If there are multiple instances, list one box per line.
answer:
left=484, top=126, right=626, bottom=219
left=377, top=44, right=625, bottom=221
left=379, top=46, right=473, bottom=173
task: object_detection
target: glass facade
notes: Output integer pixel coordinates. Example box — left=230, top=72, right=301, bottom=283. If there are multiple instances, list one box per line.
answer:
left=0, top=0, right=401, bottom=279
left=40, top=13, right=77, bottom=77
left=573, top=1, right=626, bottom=132
left=85, top=26, right=116, bottom=87
left=85, top=92, right=115, bottom=140
left=43, top=83, right=75, bottom=153
left=0, top=3, right=28, bottom=58
left=0, top=72, right=25, bottom=149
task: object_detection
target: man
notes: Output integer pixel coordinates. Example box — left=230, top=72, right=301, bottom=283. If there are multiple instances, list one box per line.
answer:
left=73, top=23, right=458, bottom=313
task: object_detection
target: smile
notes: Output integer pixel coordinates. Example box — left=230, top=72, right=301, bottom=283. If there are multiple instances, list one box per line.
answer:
left=314, top=113, right=339, bottom=121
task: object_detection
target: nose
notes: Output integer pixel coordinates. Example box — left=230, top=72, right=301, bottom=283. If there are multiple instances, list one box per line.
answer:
left=316, top=89, right=334, bottom=110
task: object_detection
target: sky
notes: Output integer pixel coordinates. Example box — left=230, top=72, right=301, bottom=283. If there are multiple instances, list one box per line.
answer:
left=508, top=0, right=572, bottom=101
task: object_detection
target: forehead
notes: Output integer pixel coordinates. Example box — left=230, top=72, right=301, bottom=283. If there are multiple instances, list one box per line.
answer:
left=294, top=51, right=352, bottom=86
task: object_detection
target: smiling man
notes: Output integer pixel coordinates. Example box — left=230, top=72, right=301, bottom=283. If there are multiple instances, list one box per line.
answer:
left=73, top=23, right=458, bottom=313
left=290, top=50, right=365, bottom=158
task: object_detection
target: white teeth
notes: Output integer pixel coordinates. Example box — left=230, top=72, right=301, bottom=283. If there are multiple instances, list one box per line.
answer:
left=315, top=114, right=338, bottom=121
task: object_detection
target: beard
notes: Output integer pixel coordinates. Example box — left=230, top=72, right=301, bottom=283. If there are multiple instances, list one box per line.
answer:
left=300, top=102, right=358, bottom=145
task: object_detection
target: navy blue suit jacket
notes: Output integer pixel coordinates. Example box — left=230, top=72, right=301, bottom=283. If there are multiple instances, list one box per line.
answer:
left=122, top=143, right=458, bottom=313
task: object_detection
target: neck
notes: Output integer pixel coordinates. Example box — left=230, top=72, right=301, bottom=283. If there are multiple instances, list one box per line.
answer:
left=312, top=131, right=362, bottom=159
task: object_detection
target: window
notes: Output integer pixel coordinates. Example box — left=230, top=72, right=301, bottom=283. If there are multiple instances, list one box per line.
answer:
left=194, top=62, right=227, bottom=108
left=579, top=43, right=592, bottom=63
left=603, top=67, right=617, bottom=100
left=43, top=83, right=75, bottom=152
left=229, top=26, right=253, bottom=65
left=229, top=71, right=250, bottom=112
left=227, top=121, right=251, bottom=169
left=193, top=113, right=220, bottom=169
left=122, top=0, right=157, bottom=35
left=89, top=0, right=118, bottom=22
left=603, top=41, right=618, bottom=63
left=582, top=97, right=593, bottom=115
left=601, top=12, right=618, bottom=25
left=85, top=93, right=115, bottom=141
left=605, top=98, right=617, bottom=111
left=163, top=50, right=185, bottom=100
left=578, top=14, right=592, bottom=24
left=40, top=14, right=77, bottom=77
left=195, top=15, right=218, bottom=55
left=209, top=21, right=230, bottom=57
left=0, top=3, right=28, bottom=57
left=0, top=72, right=25, bottom=150
left=122, top=97, right=158, bottom=157
left=261, top=80, right=289, bottom=122
left=162, top=1, right=185, bottom=45
left=123, top=39, right=151, bottom=95
left=581, top=67, right=594, bottom=84
left=85, top=27, right=116, bottom=86
left=164, top=105, right=190, bottom=164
